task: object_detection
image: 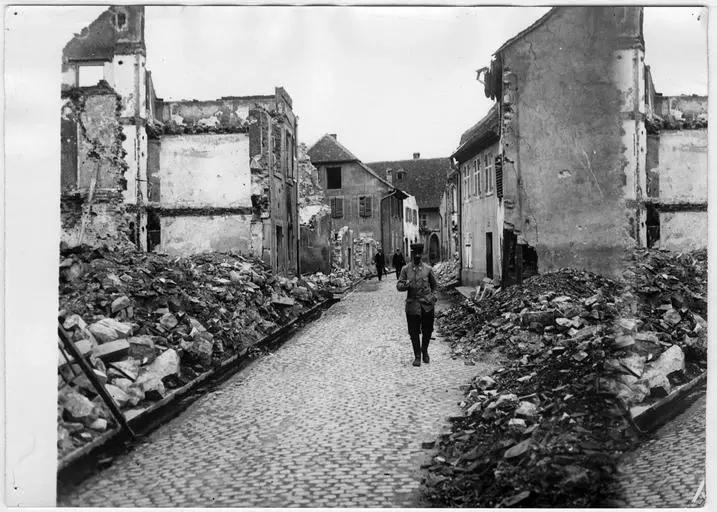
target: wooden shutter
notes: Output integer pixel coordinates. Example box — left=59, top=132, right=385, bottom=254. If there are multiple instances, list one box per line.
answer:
left=495, top=154, right=503, bottom=199
left=331, top=197, right=343, bottom=218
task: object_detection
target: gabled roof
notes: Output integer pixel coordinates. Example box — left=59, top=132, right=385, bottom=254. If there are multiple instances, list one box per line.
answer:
left=366, top=158, right=452, bottom=209
left=493, top=7, right=558, bottom=55
left=307, top=134, right=408, bottom=195
left=452, top=103, right=501, bottom=163
left=307, top=134, right=359, bottom=164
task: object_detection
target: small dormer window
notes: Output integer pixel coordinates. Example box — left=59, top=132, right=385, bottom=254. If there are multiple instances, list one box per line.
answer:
left=115, top=11, right=127, bottom=30
left=396, top=170, right=406, bottom=181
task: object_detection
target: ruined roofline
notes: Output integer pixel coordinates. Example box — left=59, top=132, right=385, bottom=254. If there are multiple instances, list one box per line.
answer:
left=61, top=80, right=120, bottom=99
left=452, top=103, right=500, bottom=162
left=491, top=6, right=644, bottom=57
left=492, top=7, right=559, bottom=56
left=62, top=6, right=146, bottom=63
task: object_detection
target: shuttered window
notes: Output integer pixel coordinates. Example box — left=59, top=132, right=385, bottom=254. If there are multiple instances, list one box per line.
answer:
left=331, top=197, right=344, bottom=218
left=495, top=154, right=503, bottom=199
left=359, top=195, right=372, bottom=217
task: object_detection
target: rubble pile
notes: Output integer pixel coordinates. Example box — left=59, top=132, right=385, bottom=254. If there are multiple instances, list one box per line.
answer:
left=57, top=246, right=339, bottom=458
left=302, top=268, right=356, bottom=292
left=432, top=259, right=459, bottom=287
left=425, top=249, right=707, bottom=507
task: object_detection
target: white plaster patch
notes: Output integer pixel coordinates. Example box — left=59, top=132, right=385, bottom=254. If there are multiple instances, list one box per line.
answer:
left=299, top=204, right=330, bottom=225
left=197, top=113, right=220, bottom=128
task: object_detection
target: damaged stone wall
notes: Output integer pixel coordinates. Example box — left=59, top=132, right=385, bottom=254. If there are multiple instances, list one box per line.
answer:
left=497, top=7, right=644, bottom=277
left=298, top=143, right=331, bottom=274
left=650, top=129, right=708, bottom=251
left=60, top=84, right=134, bottom=250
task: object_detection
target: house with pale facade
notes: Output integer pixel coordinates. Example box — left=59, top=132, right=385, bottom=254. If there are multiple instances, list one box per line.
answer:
left=368, top=155, right=452, bottom=264
left=304, top=134, right=410, bottom=274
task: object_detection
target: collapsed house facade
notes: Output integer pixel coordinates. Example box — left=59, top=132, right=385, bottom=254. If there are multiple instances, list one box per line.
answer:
left=367, top=155, right=452, bottom=264
left=60, top=6, right=299, bottom=275
left=303, top=134, right=410, bottom=273
left=644, top=88, right=708, bottom=251
left=455, top=6, right=673, bottom=285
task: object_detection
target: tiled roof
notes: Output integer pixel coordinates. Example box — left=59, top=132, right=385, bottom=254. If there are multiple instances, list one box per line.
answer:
left=452, top=104, right=500, bottom=163
left=366, top=158, right=452, bottom=209
left=307, top=134, right=359, bottom=164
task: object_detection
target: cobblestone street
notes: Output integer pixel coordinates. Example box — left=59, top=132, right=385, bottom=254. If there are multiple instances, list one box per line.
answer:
left=616, top=393, right=707, bottom=507
left=59, top=278, right=484, bottom=507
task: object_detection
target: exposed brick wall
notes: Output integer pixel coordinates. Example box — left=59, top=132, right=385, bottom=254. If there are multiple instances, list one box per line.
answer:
left=60, top=84, right=134, bottom=249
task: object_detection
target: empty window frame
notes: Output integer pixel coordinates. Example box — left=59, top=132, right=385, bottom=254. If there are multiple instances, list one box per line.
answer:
left=462, top=165, right=470, bottom=200
left=326, top=166, right=342, bottom=189
left=78, top=65, right=104, bottom=87
left=485, top=152, right=495, bottom=194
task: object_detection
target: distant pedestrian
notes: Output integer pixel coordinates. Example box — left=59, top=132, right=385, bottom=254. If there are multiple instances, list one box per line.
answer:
left=392, top=249, right=406, bottom=279
left=374, top=248, right=386, bottom=281
left=396, top=243, right=437, bottom=366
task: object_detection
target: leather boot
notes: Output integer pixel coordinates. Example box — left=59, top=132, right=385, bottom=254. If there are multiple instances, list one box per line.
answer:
left=422, top=335, right=430, bottom=363
left=411, top=335, right=421, bottom=366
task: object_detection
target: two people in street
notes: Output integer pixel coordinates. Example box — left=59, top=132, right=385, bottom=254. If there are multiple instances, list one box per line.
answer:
left=392, top=249, right=406, bottom=279
left=396, top=243, right=437, bottom=367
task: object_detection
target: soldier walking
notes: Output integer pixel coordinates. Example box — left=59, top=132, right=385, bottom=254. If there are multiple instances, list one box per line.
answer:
left=374, top=248, right=386, bottom=281
left=396, top=243, right=437, bottom=366
left=392, top=249, right=406, bottom=279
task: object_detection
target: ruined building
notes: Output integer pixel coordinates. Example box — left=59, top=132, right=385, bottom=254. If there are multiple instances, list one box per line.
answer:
left=455, top=6, right=707, bottom=286
left=61, top=6, right=149, bottom=250
left=456, top=6, right=652, bottom=284
left=304, top=134, right=410, bottom=274
left=60, top=6, right=299, bottom=275
left=367, top=155, right=452, bottom=264
left=644, top=82, right=708, bottom=251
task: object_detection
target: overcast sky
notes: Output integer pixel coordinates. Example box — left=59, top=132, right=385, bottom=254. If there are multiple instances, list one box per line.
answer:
left=7, top=4, right=709, bottom=162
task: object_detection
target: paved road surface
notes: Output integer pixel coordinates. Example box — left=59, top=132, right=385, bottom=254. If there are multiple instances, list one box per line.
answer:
left=59, top=278, right=485, bottom=507
left=616, top=393, right=707, bottom=507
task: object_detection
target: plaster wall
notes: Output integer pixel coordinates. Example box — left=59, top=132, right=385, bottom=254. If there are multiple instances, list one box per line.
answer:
left=656, top=130, right=708, bottom=201
left=501, top=6, right=644, bottom=276
left=460, top=142, right=502, bottom=285
left=659, top=211, right=707, bottom=251
left=159, top=133, right=251, bottom=207
left=159, top=215, right=253, bottom=256
left=403, top=195, right=419, bottom=253
left=317, top=161, right=391, bottom=241
left=112, top=53, right=145, bottom=118
left=120, top=124, right=148, bottom=205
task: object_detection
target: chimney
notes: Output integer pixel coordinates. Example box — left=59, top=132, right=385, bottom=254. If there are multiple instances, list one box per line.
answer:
left=385, top=169, right=393, bottom=185
left=329, top=133, right=337, bottom=140
left=413, top=152, right=420, bottom=159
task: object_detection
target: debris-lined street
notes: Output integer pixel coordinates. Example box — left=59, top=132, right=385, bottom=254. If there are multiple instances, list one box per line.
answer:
left=617, top=393, right=707, bottom=507
left=59, top=279, right=485, bottom=507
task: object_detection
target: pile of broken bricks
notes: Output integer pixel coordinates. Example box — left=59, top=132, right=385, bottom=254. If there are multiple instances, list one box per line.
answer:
left=425, top=248, right=707, bottom=508
left=57, top=246, right=351, bottom=460
left=432, top=259, right=460, bottom=288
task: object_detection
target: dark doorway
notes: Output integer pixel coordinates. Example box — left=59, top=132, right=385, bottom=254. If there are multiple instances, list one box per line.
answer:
left=646, top=205, right=660, bottom=248
left=485, top=232, right=493, bottom=279
left=147, top=211, right=161, bottom=251
left=429, top=234, right=440, bottom=264
left=275, top=226, right=284, bottom=272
